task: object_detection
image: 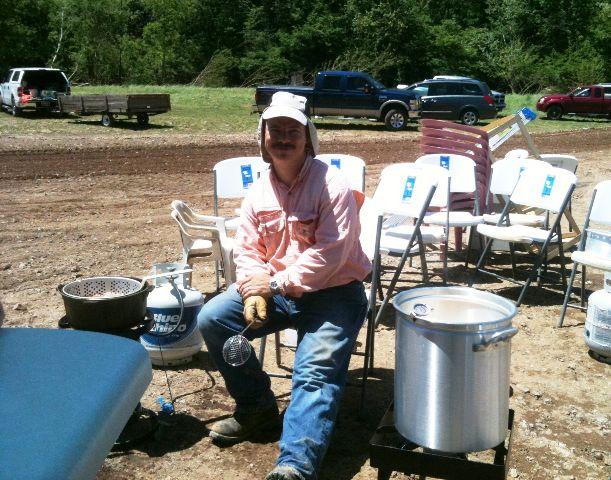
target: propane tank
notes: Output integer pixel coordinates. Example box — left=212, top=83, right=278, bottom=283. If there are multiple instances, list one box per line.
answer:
left=584, top=272, right=611, bottom=363
left=140, top=265, right=205, bottom=366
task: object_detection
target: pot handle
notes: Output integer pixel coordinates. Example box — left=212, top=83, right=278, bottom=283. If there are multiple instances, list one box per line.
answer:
left=473, top=327, right=518, bottom=352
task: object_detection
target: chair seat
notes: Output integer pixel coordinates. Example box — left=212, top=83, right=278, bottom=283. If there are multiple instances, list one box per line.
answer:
left=571, top=250, right=611, bottom=270
left=483, top=213, right=545, bottom=226
left=189, top=238, right=214, bottom=255
left=477, top=223, right=558, bottom=243
left=384, top=224, right=446, bottom=243
left=425, top=211, right=484, bottom=227
left=379, top=233, right=422, bottom=255
left=225, top=216, right=241, bottom=231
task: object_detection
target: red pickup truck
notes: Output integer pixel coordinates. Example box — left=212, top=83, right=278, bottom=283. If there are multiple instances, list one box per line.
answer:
left=536, top=83, right=611, bottom=120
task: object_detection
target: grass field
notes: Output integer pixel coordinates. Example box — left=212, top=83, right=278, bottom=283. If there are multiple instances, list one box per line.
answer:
left=0, top=85, right=608, bottom=136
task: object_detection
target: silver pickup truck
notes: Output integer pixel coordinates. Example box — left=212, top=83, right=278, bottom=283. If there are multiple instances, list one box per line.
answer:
left=1, top=67, right=70, bottom=116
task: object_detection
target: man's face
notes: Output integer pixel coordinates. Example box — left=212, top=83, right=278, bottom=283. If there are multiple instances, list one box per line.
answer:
left=264, top=117, right=307, bottom=165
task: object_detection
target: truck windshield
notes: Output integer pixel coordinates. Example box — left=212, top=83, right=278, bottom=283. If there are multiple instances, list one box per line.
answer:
left=569, top=87, right=591, bottom=97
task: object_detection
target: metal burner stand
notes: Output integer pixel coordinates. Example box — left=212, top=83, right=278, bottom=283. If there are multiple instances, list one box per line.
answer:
left=369, top=403, right=514, bottom=480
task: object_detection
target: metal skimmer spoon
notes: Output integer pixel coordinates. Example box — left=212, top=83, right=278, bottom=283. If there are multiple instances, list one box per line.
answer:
left=222, top=320, right=255, bottom=366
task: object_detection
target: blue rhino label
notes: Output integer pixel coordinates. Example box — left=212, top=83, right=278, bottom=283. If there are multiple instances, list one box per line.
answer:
left=241, top=164, right=254, bottom=189
left=402, top=176, right=417, bottom=202
left=331, top=158, right=341, bottom=169
left=542, top=175, right=556, bottom=197
left=440, top=155, right=450, bottom=169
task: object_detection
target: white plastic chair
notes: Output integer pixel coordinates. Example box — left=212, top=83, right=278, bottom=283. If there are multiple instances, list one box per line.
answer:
left=213, top=156, right=269, bottom=231
left=558, top=180, right=611, bottom=327
left=470, top=165, right=577, bottom=306
left=414, top=153, right=484, bottom=279
left=484, top=158, right=550, bottom=227
left=316, top=154, right=366, bottom=192
left=170, top=204, right=236, bottom=290
left=365, top=163, right=442, bottom=323
left=504, top=148, right=530, bottom=160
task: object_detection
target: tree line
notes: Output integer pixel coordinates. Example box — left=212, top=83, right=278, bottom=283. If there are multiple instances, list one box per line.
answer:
left=1, top=0, right=608, bottom=93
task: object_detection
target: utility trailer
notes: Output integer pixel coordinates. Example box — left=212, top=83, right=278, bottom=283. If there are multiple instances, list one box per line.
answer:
left=58, top=93, right=171, bottom=127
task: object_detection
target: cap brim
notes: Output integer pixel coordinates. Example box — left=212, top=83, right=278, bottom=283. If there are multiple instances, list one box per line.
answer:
left=261, top=105, right=308, bottom=125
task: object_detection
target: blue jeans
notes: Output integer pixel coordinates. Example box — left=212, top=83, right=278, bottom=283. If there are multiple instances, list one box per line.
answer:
left=198, top=281, right=368, bottom=480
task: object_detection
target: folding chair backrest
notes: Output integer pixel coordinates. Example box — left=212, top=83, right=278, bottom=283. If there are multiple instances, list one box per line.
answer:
left=539, top=154, right=579, bottom=174
left=316, top=154, right=366, bottom=192
left=359, top=197, right=382, bottom=261
left=489, top=158, right=550, bottom=196
left=590, top=180, right=611, bottom=225
left=510, top=166, right=577, bottom=213
left=213, top=156, right=268, bottom=202
left=373, top=163, right=444, bottom=217
left=415, top=154, right=475, bottom=194
left=504, top=148, right=529, bottom=160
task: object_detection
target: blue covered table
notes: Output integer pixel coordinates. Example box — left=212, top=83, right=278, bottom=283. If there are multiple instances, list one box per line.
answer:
left=0, top=328, right=152, bottom=480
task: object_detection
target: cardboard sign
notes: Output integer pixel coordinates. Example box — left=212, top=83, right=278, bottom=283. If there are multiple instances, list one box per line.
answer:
left=489, top=107, right=537, bottom=151
left=241, top=164, right=254, bottom=189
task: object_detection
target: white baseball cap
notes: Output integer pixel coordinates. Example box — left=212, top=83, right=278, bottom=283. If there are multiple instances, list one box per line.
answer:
left=261, top=91, right=309, bottom=125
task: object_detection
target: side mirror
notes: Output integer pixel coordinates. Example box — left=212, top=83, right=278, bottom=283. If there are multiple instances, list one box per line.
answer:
left=569, top=93, right=574, bottom=98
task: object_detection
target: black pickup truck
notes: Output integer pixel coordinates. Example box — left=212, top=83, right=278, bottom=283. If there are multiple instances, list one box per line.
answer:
left=253, top=70, right=416, bottom=131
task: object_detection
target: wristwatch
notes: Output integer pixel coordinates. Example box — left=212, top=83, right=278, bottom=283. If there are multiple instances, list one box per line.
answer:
left=269, top=278, right=282, bottom=295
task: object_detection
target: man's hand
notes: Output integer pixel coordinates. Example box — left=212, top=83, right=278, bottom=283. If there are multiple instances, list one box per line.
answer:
left=243, top=295, right=268, bottom=329
left=237, top=273, right=273, bottom=299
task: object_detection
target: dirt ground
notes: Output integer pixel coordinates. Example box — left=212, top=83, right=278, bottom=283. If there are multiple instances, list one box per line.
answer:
left=1, top=125, right=610, bottom=480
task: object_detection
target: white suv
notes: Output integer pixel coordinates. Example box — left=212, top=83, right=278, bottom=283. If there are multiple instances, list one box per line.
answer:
left=1, top=67, right=70, bottom=116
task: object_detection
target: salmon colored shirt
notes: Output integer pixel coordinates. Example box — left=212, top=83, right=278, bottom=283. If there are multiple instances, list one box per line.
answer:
left=234, top=156, right=371, bottom=297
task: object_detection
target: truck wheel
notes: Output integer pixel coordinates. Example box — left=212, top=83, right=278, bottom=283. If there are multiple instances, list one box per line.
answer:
left=460, top=109, right=479, bottom=126
left=101, top=113, right=116, bottom=127
left=11, top=98, right=21, bottom=117
left=384, top=108, right=407, bottom=131
left=136, top=113, right=149, bottom=126
left=546, top=105, right=563, bottom=120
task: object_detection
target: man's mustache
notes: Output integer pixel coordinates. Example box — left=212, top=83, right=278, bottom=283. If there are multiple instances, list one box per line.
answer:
left=272, top=142, right=295, bottom=149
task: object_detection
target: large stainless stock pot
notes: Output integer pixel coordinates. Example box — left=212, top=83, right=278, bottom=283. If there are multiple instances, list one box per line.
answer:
left=394, top=286, right=518, bottom=453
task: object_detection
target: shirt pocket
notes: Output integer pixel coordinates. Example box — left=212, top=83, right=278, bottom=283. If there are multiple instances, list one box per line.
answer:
left=288, top=211, right=318, bottom=247
left=256, top=210, right=285, bottom=250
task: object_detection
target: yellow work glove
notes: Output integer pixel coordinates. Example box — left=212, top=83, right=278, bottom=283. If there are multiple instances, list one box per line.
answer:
left=243, top=296, right=268, bottom=329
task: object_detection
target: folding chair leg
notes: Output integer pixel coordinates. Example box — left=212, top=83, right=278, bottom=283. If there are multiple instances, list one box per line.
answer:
left=516, top=249, right=549, bottom=306
left=557, top=228, right=567, bottom=290
left=469, top=237, right=493, bottom=287
left=580, top=265, right=587, bottom=307
left=508, top=243, right=518, bottom=280
left=360, top=312, right=374, bottom=412
left=464, top=226, right=475, bottom=268
left=418, top=238, right=429, bottom=283
left=274, top=331, right=282, bottom=366
left=258, top=335, right=267, bottom=364
left=558, top=262, right=579, bottom=327
left=443, top=237, right=449, bottom=285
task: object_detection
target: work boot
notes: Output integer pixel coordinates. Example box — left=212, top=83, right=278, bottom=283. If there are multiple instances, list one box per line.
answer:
left=265, top=465, right=305, bottom=480
left=208, top=402, right=280, bottom=445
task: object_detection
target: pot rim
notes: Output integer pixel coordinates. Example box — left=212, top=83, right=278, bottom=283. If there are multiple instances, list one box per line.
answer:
left=394, top=286, right=517, bottom=333
left=59, top=276, right=152, bottom=302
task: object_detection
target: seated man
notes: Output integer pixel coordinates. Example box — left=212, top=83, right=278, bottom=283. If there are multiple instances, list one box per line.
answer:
left=198, top=91, right=371, bottom=480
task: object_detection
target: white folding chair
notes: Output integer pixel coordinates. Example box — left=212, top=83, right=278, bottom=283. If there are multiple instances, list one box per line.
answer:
left=558, top=180, right=611, bottom=327
left=484, top=158, right=550, bottom=227
left=316, top=154, right=366, bottom=192
left=414, top=154, right=484, bottom=280
left=213, top=156, right=268, bottom=231
left=366, top=163, right=442, bottom=324
left=470, top=165, right=577, bottom=306
left=259, top=192, right=384, bottom=411
left=170, top=205, right=236, bottom=290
